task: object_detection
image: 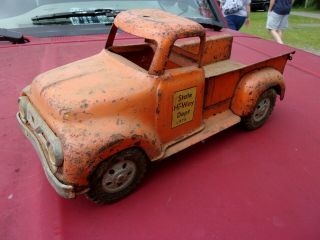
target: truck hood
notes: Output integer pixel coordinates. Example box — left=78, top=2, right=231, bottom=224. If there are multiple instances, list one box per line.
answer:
left=26, top=48, right=152, bottom=122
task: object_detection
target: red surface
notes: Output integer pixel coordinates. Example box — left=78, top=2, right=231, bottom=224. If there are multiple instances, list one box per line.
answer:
left=1, top=30, right=320, bottom=240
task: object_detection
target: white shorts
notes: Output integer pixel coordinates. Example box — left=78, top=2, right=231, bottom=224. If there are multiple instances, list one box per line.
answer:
left=266, top=11, right=289, bottom=30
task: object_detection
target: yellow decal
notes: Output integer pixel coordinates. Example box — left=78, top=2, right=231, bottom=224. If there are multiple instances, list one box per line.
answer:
left=172, top=87, right=196, bottom=128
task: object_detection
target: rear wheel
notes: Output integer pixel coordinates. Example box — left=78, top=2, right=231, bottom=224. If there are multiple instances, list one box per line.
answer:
left=86, top=148, right=148, bottom=204
left=242, top=89, right=277, bottom=130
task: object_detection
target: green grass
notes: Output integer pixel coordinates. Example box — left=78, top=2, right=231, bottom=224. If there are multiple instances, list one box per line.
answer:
left=292, top=6, right=320, bottom=12
left=240, top=12, right=320, bottom=54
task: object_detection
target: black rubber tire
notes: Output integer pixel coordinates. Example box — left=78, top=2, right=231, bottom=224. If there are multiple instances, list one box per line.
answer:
left=241, top=89, right=277, bottom=130
left=86, top=148, right=148, bottom=204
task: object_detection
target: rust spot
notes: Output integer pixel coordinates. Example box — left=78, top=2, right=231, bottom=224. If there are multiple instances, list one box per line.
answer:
left=80, top=100, right=89, bottom=109
left=70, top=157, right=82, bottom=165
left=131, top=134, right=140, bottom=140
left=116, top=118, right=125, bottom=125
left=59, top=107, right=72, bottom=116
left=98, top=134, right=125, bottom=153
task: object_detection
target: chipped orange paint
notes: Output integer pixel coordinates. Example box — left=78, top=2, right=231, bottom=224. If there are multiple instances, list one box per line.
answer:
left=107, top=9, right=206, bottom=75
left=17, top=9, right=294, bottom=198
left=231, top=67, right=286, bottom=116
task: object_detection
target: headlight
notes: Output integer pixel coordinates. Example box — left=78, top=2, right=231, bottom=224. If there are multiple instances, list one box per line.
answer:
left=48, top=140, right=64, bottom=167
left=18, top=97, right=28, bottom=122
left=48, top=144, right=57, bottom=166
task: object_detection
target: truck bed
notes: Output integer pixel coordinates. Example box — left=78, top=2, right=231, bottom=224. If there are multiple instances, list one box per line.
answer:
left=202, top=53, right=292, bottom=117
left=203, top=59, right=245, bottom=78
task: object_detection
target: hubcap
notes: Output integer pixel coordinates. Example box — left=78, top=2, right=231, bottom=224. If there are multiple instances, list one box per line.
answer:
left=253, top=98, right=271, bottom=122
left=102, top=159, right=137, bottom=193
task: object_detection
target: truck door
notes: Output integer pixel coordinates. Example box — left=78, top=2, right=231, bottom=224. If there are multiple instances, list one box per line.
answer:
left=156, top=66, right=205, bottom=144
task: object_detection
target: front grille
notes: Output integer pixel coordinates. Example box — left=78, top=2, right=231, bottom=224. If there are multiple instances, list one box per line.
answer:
left=19, top=96, right=63, bottom=172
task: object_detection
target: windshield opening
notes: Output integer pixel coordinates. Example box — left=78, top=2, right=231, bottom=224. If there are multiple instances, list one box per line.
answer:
left=110, top=40, right=156, bottom=72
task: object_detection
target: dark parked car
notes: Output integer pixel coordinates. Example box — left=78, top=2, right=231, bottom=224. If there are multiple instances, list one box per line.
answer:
left=251, top=0, right=270, bottom=11
left=216, top=0, right=269, bottom=12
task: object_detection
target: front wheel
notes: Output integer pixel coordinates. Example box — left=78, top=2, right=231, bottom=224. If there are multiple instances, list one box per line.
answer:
left=241, top=89, right=277, bottom=130
left=86, top=148, right=148, bottom=204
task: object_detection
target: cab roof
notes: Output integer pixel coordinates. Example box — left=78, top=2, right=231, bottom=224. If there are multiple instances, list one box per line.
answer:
left=114, top=9, right=205, bottom=44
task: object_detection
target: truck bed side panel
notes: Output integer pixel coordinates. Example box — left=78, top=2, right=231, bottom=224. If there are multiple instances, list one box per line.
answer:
left=203, top=53, right=292, bottom=116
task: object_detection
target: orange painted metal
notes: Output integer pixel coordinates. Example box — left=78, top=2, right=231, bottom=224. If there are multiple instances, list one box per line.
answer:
left=17, top=9, right=293, bottom=196
left=156, top=66, right=205, bottom=143
left=175, top=34, right=233, bottom=65
left=110, top=9, right=206, bottom=75
left=24, top=50, right=162, bottom=185
left=231, top=67, right=285, bottom=116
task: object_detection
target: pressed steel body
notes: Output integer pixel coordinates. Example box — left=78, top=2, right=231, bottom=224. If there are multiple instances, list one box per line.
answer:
left=17, top=9, right=293, bottom=198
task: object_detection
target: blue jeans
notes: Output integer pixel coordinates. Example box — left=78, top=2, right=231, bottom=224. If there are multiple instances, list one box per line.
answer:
left=225, top=15, right=246, bottom=31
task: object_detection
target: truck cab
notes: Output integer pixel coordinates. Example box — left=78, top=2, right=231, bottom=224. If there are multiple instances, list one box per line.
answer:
left=17, top=9, right=293, bottom=204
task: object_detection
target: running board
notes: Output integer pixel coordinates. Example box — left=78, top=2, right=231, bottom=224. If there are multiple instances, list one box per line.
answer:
left=163, top=110, right=241, bottom=158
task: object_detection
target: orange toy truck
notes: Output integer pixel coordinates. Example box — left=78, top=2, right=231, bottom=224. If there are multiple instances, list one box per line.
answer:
left=17, top=9, right=293, bottom=204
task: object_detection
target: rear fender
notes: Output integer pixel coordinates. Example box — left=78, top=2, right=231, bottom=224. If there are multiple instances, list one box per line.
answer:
left=231, top=67, right=285, bottom=117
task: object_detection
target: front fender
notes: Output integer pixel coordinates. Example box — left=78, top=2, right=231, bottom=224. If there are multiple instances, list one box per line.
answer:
left=231, top=67, right=285, bottom=117
left=59, top=117, right=161, bottom=186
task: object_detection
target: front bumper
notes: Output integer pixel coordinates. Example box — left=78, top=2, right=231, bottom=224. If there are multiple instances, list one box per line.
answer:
left=17, top=112, right=76, bottom=199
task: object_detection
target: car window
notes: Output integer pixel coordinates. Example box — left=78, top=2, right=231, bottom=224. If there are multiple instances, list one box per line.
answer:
left=0, top=0, right=224, bottom=37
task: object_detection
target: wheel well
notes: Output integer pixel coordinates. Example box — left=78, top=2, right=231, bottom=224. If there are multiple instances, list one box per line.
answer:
left=131, top=147, right=151, bottom=163
left=272, top=85, right=282, bottom=97
left=88, top=147, right=151, bottom=182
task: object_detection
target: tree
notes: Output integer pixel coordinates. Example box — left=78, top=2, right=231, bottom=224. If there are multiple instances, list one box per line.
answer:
left=312, top=0, right=320, bottom=9
left=294, top=0, right=320, bottom=9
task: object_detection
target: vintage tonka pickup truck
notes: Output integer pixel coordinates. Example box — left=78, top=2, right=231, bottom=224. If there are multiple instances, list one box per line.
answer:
left=17, top=9, right=293, bottom=204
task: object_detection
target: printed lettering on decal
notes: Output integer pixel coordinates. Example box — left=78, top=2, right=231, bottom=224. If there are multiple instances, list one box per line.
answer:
left=172, top=87, right=196, bottom=128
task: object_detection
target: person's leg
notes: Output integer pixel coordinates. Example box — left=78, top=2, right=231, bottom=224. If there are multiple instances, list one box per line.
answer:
left=225, top=15, right=237, bottom=30
left=276, top=29, right=283, bottom=42
left=277, top=14, right=289, bottom=43
left=269, top=29, right=283, bottom=44
left=266, top=11, right=284, bottom=44
left=234, top=15, right=246, bottom=30
left=226, top=15, right=246, bottom=31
